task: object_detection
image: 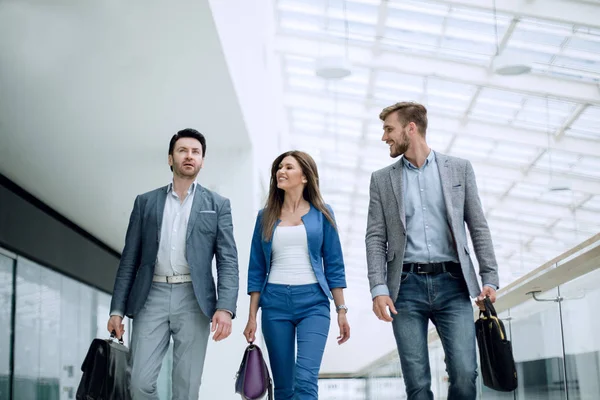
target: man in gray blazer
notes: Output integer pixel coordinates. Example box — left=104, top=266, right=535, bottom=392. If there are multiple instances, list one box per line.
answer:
left=366, top=102, right=499, bottom=400
left=107, top=128, right=239, bottom=400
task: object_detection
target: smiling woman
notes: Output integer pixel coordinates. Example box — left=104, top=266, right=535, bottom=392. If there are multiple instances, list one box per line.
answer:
left=244, top=150, right=350, bottom=400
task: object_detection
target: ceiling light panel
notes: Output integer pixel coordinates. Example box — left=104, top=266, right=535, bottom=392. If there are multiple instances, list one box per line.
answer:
left=538, top=189, right=588, bottom=206
left=451, top=136, right=496, bottom=154
left=487, top=142, right=539, bottom=165
left=387, top=0, right=449, bottom=16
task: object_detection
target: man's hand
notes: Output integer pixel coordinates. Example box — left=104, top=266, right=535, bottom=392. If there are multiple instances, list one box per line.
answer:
left=107, top=315, right=125, bottom=339
left=372, top=295, right=397, bottom=322
left=211, top=310, right=232, bottom=342
left=476, top=286, right=497, bottom=310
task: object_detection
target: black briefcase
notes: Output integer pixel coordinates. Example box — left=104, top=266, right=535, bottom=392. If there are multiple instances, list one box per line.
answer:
left=475, top=297, right=518, bottom=392
left=76, top=333, right=131, bottom=400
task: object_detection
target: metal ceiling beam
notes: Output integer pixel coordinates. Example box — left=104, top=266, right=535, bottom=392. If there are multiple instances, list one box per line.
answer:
left=275, top=35, right=600, bottom=104
left=571, top=193, right=594, bottom=211
left=492, top=17, right=519, bottom=62
left=284, top=94, right=600, bottom=157
left=436, top=0, right=600, bottom=29
left=556, top=103, right=589, bottom=140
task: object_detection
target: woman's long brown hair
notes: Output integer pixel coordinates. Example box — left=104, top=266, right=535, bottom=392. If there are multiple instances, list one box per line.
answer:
left=261, top=150, right=335, bottom=241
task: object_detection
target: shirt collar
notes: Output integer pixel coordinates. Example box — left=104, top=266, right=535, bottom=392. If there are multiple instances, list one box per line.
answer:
left=167, top=181, right=198, bottom=196
left=402, top=149, right=435, bottom=170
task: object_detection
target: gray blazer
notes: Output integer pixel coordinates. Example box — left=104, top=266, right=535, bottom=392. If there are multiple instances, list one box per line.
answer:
left=110, top=184, right=239, bottom=318
left=366, top=151, right=498, bottom=301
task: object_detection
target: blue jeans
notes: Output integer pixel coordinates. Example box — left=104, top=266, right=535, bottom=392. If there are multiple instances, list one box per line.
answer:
left=261, top=283, right=330, bottom=400
left=392, top=271, right=477, bottom=400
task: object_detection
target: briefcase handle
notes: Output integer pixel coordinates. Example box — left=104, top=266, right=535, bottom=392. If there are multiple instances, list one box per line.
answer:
left=109, top=330, right=125, bottom=345
left=480, top=296, right=498, bottom=319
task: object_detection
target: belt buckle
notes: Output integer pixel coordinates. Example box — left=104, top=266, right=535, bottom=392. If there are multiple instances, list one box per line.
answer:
left=416, top=264, right=428, bottom=274
left=165, top=276, right=176, bottom=284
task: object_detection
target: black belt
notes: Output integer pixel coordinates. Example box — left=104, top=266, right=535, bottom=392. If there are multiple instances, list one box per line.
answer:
left=402, top=262, right=461, bottom=275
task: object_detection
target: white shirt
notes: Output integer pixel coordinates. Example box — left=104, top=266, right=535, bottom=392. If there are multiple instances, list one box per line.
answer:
left=268, top=225, right=318, bottom=285
left=154, top=181, right=197, bottom=276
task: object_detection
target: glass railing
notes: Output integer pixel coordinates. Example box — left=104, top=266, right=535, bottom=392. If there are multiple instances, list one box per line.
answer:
left=320, top=233, right=600, bottom=400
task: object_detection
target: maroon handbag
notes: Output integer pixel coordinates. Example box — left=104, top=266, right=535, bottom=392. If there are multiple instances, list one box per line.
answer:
left=235, top=343, right=273, bottom=400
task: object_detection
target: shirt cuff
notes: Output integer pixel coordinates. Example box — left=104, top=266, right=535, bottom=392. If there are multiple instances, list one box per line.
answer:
left=110, top=311, right=124, bottom=318
left=217, top=309, right=234, bottom=317
left=483, top=283, right=498, bottom=291
left=371, top=284, right=390, bottom=299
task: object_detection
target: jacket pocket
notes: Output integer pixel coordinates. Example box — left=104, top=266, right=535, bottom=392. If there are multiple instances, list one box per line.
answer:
left=196, top=213, right=218, bottom=234
left=387, top=251, right=395, bottom=262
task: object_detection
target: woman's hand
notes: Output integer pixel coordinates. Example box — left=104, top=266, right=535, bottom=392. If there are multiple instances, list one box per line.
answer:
left=337, top=312, right=350, bottom=345
left=243, top=318, right=257, bottom=343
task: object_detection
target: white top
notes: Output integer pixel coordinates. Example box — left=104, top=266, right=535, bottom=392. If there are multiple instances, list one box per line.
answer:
left=155, top=181, right=197, bottom=276
left=268, top=225, right=318, bottom=285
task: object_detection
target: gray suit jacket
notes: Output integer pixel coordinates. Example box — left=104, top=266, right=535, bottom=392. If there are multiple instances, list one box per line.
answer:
left=365, top=151, right=498, bottom=301
left=110, top=184, right=239, bottom=318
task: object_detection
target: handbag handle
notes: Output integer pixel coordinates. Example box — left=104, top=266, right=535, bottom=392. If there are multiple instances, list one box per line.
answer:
left=110, top=330, right=125, bottom=345
left=479, top=296, right=497, bottom=319
left=484, top=296, right=497, bottom=317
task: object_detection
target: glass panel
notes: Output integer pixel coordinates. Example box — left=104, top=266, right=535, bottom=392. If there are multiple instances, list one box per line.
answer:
left=13, top=257, right=123, bottom=400
left=0, top=254, right=13, bottom=400
left=559, top=268, right=600, bottom=400
left=13, top=258, right=62, bottom=400
left=365, top=356, right=403, bottom=399
left=429, top=339, right=448, bottom=399
left=510, top=287, right=566, bottom=400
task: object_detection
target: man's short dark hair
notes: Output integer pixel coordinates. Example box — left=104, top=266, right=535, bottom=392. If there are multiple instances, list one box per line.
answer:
left=168, top=128, right=206, bottom=171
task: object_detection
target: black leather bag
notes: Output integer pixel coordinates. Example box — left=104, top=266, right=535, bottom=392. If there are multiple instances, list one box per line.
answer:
left=76, top=333, right=131, bottom=400
left=475, top=297, right=518, bottom=392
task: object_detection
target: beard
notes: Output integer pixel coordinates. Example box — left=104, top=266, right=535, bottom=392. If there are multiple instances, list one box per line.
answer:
left=390, top=133, right=410, bottom=158
left=174, top=163, right=200, bottom=178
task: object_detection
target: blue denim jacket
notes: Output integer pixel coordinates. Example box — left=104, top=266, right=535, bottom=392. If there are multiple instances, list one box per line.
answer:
left=247, top=203, right=347, bottom=299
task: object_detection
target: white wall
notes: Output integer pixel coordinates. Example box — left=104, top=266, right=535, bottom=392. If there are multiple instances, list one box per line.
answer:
left=208, top=0, right=288, bottom=191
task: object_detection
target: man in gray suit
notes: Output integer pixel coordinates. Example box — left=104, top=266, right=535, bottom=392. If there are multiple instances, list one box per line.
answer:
left=366, top=102, right=499, bottom=400
left=107, top=128, right=239, bottom=400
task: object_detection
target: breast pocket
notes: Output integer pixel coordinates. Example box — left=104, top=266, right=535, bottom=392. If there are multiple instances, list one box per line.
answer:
left=196, top=212, right=218, bottom=234
left=451, top=183, right=465, bottom=207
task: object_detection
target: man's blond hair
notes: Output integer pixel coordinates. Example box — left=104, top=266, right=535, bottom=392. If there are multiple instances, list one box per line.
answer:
left=379, top=102, right=428, bottom=136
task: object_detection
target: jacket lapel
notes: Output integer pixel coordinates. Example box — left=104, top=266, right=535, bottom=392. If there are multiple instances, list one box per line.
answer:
left=436, top=152, right=455, bottom=228
left=156, top=186, right=168, bottom=242
left=186, top=184, right=205, bottom=239
left=389, top=159, right=406, bottom=230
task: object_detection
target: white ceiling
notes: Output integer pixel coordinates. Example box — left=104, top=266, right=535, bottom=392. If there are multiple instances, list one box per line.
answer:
left=273, top=0, right=600, bottom=372
left=0, top=0, right=249, bottom=251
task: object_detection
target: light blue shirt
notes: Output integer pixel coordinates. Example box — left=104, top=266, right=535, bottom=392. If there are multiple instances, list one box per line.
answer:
left=402, top=151, right=458, bottom=263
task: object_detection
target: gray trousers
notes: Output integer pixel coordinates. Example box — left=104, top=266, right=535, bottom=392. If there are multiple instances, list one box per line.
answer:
left=130, top=282, right=210, bottom=400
